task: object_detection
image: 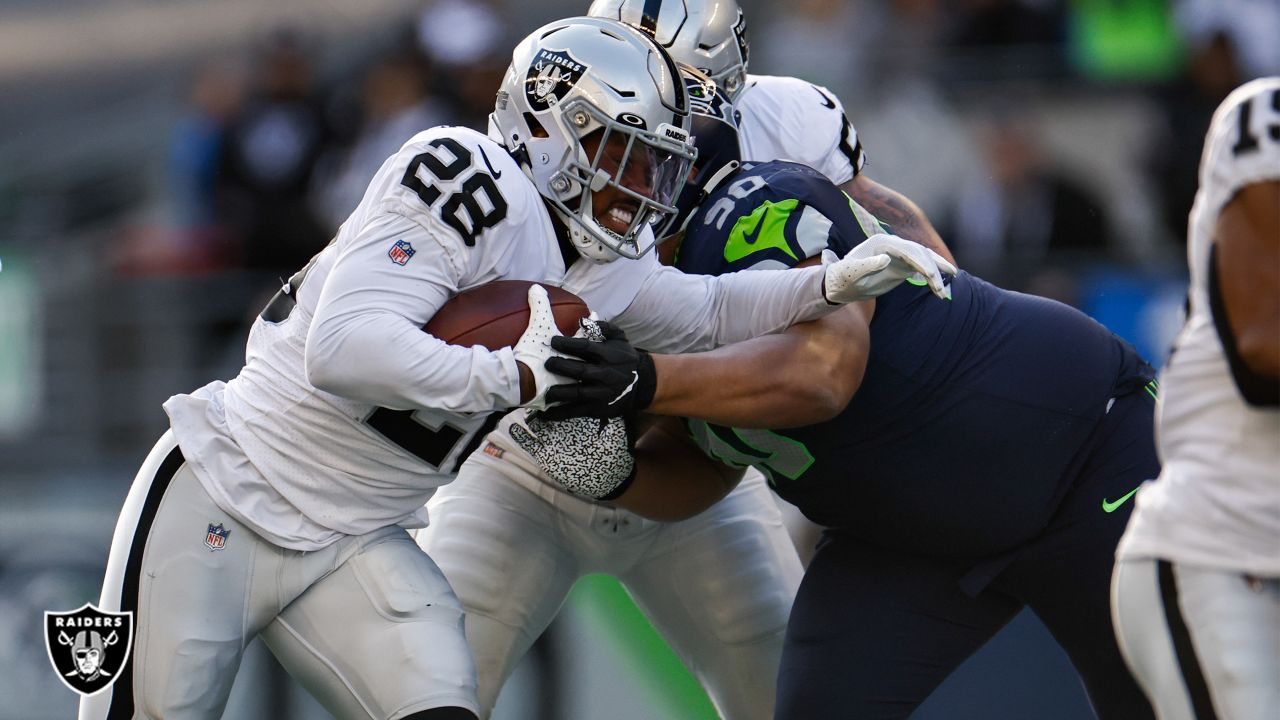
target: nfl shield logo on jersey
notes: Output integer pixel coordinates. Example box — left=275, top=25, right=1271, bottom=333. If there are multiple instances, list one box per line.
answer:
left=44, top=604, right=133, bottom=697
left=389, top=239, right=416, bottom=266
left=205, top=522, right=230, bottom=551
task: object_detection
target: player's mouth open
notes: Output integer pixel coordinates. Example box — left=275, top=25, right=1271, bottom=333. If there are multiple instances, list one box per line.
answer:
left=602, top=203, right=638, bottom=233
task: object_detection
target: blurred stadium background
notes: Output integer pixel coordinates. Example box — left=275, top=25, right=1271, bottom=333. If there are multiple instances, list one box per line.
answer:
left=0, top=0, right=1275, bottom=718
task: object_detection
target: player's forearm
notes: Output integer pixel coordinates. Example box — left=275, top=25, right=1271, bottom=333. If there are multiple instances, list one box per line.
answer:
left=647, top=304, right=870, bottom=428
left=305, top=312, right=522, bottom=412
left=1234, top=298, right=1280, bottom=378
left=624, top=263, right=832, bottom=354
left=612, top=418, right=744, bottom=521
left=1236, top=322, right=1280, bottom=378
left=1216, top=180, right=1280, bottom=378
left=840, top=174, right=956, bottom=266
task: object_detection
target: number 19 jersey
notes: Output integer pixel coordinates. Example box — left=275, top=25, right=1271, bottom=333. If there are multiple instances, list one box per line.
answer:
left=1118, top=77, right=1280, bottom=576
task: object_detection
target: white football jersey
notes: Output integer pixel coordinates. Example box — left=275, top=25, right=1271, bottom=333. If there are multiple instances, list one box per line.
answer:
left=479, top=76, right=869, bottom=522
left=736, top=74, right=866, bottom=186
left=1118, top=77, right=1280, bottom=576
left=165, top=126, right=831, bottom=550
left=471, top=76, right=869, bottom=519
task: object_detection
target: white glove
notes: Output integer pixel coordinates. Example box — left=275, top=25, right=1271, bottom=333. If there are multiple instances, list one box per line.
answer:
left=513, top=284, right=569, bottom=410
left=508, top=412, right=636, bottom=500
left=822, top=233, right=957, bottom=303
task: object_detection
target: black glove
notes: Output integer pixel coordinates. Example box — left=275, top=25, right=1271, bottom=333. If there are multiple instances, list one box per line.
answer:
left=539, top=320, right=657, bottom=421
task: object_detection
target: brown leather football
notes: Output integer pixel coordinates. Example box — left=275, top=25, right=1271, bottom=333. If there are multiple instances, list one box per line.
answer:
left=424, top=280, right=589, bottom=350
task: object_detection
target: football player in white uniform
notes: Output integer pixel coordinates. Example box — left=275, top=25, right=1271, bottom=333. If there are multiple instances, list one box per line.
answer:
left=1112, top=77, right=1280, bottom=720
left=81, top=17, right=949, bottom=720
left=588, top=0, right=953, bottom=265
left=415, top=3, right=955, bottom=719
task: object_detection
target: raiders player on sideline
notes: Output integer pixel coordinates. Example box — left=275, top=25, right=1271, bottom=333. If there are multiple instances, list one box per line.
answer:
left=523, top=86, right=1159, bottom=719
left=81, top=17, right=948, bottom=720
left=588, top=0, right=955, bottom=266
left=1112, top=77, right=1280, bottom=720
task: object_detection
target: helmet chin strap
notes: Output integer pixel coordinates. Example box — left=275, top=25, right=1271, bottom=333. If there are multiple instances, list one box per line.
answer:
left=702, top=159, right=740, bottom=196
left=546, top=200, right=619, bottom=264
left=668, top=159, right=740, bottom=238
left=556, top=171, right=639, bottom=264
left=569, top=220, right=620, bottom=263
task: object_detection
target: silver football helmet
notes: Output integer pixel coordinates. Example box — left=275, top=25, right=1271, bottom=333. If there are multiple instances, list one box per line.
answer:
left=492, top=17, right=696, bottom=262
left=661, top=67, right=741, bottom=239
left=588, top=0, right=750, bottom=100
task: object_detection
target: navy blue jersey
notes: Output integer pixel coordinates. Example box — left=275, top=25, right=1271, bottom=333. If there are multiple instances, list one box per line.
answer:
left=677, top=161, right=1153, bottom=557
left=676, top=161, right=885, bottom=273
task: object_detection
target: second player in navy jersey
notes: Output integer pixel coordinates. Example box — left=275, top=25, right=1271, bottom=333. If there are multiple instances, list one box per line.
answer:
left=674, top=160, right=1151, bottom=557
left=529, top=90, right=1160, bottom=720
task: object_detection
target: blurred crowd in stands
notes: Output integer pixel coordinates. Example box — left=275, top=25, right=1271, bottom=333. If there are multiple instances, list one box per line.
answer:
left=148, top=0, right=510, bottom=282
left=129, top=0, right=1279, bottom=319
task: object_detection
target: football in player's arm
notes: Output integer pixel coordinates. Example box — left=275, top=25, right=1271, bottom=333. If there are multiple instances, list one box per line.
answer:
left=407, top=4, right=953, bottom=717
left=80, top=16, right=954, bottom=720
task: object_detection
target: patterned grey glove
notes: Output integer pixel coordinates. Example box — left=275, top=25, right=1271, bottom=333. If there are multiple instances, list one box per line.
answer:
left=508, top=412, right=636, bottom=500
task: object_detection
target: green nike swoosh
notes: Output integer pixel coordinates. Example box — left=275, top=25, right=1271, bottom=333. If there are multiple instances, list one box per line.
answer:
left=1101, top=487, right=1141, bottom=513
left=723, top=199, right=799, bottom=263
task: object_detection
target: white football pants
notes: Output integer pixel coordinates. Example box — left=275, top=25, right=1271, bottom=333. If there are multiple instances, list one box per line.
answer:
left=1112, top=557, right=1280, bottom=720
left=80, top=431, right=479, bottom=720
left=419, top=445, right=803, bottom=719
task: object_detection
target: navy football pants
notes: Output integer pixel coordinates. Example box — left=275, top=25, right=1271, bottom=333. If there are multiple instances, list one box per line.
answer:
left=775, top=389, right=1159, bottom=720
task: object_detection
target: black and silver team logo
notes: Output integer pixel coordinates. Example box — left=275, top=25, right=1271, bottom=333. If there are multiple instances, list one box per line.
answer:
left=525, top=49, right=589, bottom=110
left=44, top=603, right=133, bottom=696
left=732, top=10, right=749, bottom=66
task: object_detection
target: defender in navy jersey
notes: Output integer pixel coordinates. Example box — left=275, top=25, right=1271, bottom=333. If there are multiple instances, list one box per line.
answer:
left=533, top=109, right=1159, bottom=718
left=675, top=160, right=1152, bottom=558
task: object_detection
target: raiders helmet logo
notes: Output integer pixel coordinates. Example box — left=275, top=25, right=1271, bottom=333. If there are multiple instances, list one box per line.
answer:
left=44, top=603, right=133, bottom=696
left=526, top=49, right=589, bottom=110
left=732, top=10, right=749, bottom=66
